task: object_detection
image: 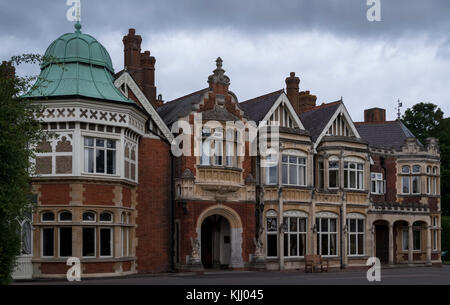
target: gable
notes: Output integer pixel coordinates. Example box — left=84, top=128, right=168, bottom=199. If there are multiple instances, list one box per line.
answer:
left=114, top=71, right=174, bottom=143
left=313, top=103, right=361, bottom=149
left=261, top=93, right=305, bottom=130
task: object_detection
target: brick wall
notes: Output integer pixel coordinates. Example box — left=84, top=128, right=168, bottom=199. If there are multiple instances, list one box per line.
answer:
left=40, top=184, right=71, bottom=205
left=136, top=137, right=172, bottom=273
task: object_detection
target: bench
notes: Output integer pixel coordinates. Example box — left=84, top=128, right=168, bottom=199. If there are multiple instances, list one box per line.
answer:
left=305, top=255, right=329, bottom=273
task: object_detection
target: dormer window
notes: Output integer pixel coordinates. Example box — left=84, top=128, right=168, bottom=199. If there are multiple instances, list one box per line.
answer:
left=200, top=127, right=238, bottom=168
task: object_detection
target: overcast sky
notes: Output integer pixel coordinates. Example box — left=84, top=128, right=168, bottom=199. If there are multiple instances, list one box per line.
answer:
left=1, top=0, right=449, bottom=121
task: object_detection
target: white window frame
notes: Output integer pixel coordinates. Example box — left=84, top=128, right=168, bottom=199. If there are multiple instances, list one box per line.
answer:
left=83, top=136, right=117, bottom=175
left=371, top=173, right=385, bottom=194
left=282, top=154, right=307, bottom=186
left=99, top=212, right=113, bottom=223
left=41, top=211, right=55, bottom=222
left=283, top=216, right=307, bottom=258
left=347, top=216, right=365, bottom=256
left=344, top=161, right=364, bottom=190
left=82, top=211, right=97, bottom=223
left=328, top=160, right=339, bottom=189
left=58, top=211, right=72, bottom=222
left=316, top=216, right=338, bottom=257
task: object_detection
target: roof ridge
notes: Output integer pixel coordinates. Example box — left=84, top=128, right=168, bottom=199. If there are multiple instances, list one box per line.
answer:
left=164, top=88, right=209, bottom=105
left=240, top=89, right=284, bottom=105
left=301, top=100, right=341, bottom=113
left=354, top=120, right=399, bottom=126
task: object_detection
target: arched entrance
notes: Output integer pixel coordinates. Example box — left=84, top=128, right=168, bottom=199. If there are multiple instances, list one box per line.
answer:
left=201, top=215, right=231, bottom=269
left=196, top=205, right=244, bottom=269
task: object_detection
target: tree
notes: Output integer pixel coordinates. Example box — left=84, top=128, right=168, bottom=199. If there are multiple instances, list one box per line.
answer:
left=401, top=102, right=444, bottom=144
left=402, top=103, right=449, bottom=216
left=0, top=55, right=46, bottom=285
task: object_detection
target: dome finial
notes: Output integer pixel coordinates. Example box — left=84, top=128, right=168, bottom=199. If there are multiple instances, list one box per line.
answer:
left=75, top=21, right=82, bottom=34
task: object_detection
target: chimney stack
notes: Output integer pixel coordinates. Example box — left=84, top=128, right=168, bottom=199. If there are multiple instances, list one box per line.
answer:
left=122, top=29, right=158, bottom=108
left=364, top=108, right=386, bottom=123
left=285, top=72, right=316, bottom=115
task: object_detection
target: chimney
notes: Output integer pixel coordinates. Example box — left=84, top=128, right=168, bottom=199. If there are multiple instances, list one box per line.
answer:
left=285, top=72, right=300, bottom=113
left=298, top=91, right=317, bottom=112
left=122, top=29, right=159, bottom=108
left=364, top=108, right=386, bottom=123
left=140, top=51, right=157, bottom=107
left=285, top=72, right=317, bottom=114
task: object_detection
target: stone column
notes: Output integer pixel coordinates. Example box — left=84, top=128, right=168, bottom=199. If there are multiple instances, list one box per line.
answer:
left=388, top=224, right=394, bottom=266
left=426, top=225, right=432, bottom=266
left=408, top=225, right=414, bottom=266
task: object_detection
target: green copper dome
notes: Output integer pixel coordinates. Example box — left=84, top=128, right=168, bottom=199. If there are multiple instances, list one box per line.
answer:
left=24, top=23, right=133, bottom=104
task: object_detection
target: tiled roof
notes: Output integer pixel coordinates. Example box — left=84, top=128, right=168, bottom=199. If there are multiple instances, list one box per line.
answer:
left=355, top=120, right=422, bottom=150
left=239, top=90, right=284, bottom=122
left=157, top=88, right=210, bottom=126
left=299, top=101, right=342, bottom=142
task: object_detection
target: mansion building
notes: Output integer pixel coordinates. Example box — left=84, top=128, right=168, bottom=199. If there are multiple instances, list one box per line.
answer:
left=12, top=24, right=442, bottom=279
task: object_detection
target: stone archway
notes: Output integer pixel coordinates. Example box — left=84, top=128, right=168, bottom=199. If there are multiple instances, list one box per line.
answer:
left=196, top=205, right=244, bottom=269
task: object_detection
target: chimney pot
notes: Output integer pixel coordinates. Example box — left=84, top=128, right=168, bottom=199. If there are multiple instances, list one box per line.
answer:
left=364, top=108, right=386, bottom=123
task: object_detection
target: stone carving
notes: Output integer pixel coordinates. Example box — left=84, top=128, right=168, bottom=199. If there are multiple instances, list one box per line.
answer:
left=190, top=237, right=201, bottom=265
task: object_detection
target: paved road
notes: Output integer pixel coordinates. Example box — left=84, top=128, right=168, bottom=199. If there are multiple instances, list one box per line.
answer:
left=14, top=265, right=450, bottom=285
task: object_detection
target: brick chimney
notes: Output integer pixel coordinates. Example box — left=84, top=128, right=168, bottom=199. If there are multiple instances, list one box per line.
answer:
left=123, top=29, right=159, bottom=107
left=285, top=72, right=316, bottom=114
left=364, top=108, right=386, bottom=123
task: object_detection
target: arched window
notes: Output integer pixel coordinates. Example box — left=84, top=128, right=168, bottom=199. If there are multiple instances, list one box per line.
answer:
left=265, top=210, right=278, bottom=258
left=316, top=212, right=338, bottom=256
left=59, top=211, right=72, bottom=222
left=283, top=210, right=308, bottom=257
left=41, top=212, right=55, bottom=222
left=347, top=213, right=365, bottom=256
left=82, top=211, right=96, bottom=222
left=100, top=212, right=113, bottom=223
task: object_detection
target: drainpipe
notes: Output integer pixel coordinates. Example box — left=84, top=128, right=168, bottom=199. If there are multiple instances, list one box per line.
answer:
left=169, top=153, right=175, bottom=271
left=278, top=145, right=284, bottom=271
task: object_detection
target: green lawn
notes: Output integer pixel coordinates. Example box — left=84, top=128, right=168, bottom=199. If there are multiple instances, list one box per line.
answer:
left=443, top=216, right=450, bottom=262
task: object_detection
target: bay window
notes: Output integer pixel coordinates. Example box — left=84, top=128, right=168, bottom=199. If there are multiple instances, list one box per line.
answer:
left=328, top=160, right=339, bottom=188
left=100, top=228, right=113, bottom=257
left=316, top=215, right=338, bottom=256
left=344, top=160, right=364, bottom=190
left=401, top=165, right=421, bottom=194
left=84, top=137, right=116, bottom=175
left=82, top=227, right=96, bottom=257
left=282, top=154, right=306, bottom=186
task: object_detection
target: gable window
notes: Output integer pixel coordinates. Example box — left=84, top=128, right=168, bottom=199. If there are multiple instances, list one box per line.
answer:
left=371, top=173, right=385, bottom=194
left=282, top=154, right=306, bottom=186
left=328, top=160, right=339, bottom=189
left=344, top=160, right=364, bottom=190
left=266, top=212, right=278, bottom=257
left=84, top=137, right=116, bottom=175
left=316, top=215, right=338, bottom=256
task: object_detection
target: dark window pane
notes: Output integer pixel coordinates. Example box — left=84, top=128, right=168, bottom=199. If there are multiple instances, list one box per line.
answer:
left=83, top=228, right=95, bottom=257
left=290, top=234, right=298, bottom=256
left=59, top=212, right=72, bottom=222
left=321, top=219, right=328, bottom=232
left=358, top=234, right=364, bottom=254
left=43, top=228, right=54, bottom=257
left=83, top=212, right=96, bottom=222
left=289, top=164, right=297, bottom=185
left=282, top=164, right=288, bottom=184
left=284, top=233, right=288, bottom=256
left=358, top=219, right=364, bottom=233
left=350, top=219, right=356, bottom=232
left=350, top=234, right=356, bottom=255
left=107, top=140, right=116, bottom=149
left=42, top=212, right=55, bottom=222
left=100, top=228, right=112, bottom=256
left=290, top=218, right=298, bottom=232
left=267, top=217, right=277, bottom=232
left=321, top=234, right=328, bottom=255
left=84, top=148, right=94, bottom=173
left=330, top=234, right=337, bottom=255
left=267, top=234, right=277, bottom=257
left=107, top=150, right=116, bottom=174
left=96, top=149, right=105, bottom=173
left=96, top=139, right=105, bottom=147
left=84, top=137, right=94, bottom=147
left=100, top=212, right=112, bottom=222
left=59, top=228, right=72, bottom=257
